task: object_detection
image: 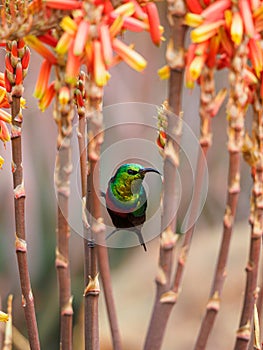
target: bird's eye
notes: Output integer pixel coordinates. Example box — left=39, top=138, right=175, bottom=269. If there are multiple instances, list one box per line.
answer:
left=127, top=169, right=138, bottom=175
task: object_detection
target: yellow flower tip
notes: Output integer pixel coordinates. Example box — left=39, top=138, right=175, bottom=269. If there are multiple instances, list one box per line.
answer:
left=0, top=311, right=8, bottom=322
left=230, top=12, right=243, bottom=46
left=109, top=16, right=124, bottom=38
left=60, top=16, right=78, bottom=35
left=185, top=68, right=195, bottom=89
left=0, top=156, right=4, bottom=169
left=65, top=46, right=81, bottom=85
left=189, top=55, right=205, bottom=81
left=55, top=32, right=73, bottom=56
left=184, top=13, right=204, bottom=27
left=33, top=59, right=52, bottom=100
left=191, top=20, right=224, bottom=43
left=112, top=2, right=135, bottom=17
left=0, top=109, right=11, bottom=124
left=94, top=40, right=110, bottom=87
left=112, top=38, right=147, bottom=72
left=59, top=86, right=70, bottom=106
left=0, top=120, right=10, bottom=143
left=20, top=98, right=26, bottom=109
left=38, top=82, right=56, bottom=112
left=158, top=65, right=170, bottom=80
left=224, top=9, right=232, bottom=29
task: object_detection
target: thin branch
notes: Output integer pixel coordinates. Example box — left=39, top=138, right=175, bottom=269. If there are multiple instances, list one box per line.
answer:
left=194, top=41, right=248, bottom=349
left=234, top=93, right=263, bottom=350
left=144, top=2, right=186, bottom=347
left=82, top=79, right=122, bottom=350
left=54, top=71, right=74, bottom=349
left=8, top=40, right=40, bottom=350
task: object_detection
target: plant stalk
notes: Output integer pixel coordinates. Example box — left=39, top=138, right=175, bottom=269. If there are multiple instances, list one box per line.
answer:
left=144, top=4, right=186, bottom=348
left=54, top=77, right=74, bottom=350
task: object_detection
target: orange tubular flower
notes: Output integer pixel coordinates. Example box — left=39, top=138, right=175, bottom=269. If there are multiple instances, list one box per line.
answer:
left=260, top=72, right=263, bottom=99
left=219, top=27, right=233, bottom=58
left=156, top=130, right=167, bottom=149
left=185, top=13, right=204, bottom=27
left=100, top=25, right=113, bottom=66
left=109, top=16, right=124, bottom=38
left=201, top=0, right=231, bottom=22
left=93, top=40, right=110, bottom=87
left=186, top=0, right=203, bottom=14
left=0, top=120, right=10, bottom=143
left=45, top=0, right=82, bottom=10
left=56, top=32, right=73, bottom=55
left=210, top=88, right=227, bottom=117
left=34, top=59, right=52, bottom=99
left=39, top=82, right=56, bottom=111
left=122, top=16, right=147, bottom=32
left=230, top=11, right=243, bottom=45
left=248, top=38, right=263, bottom=78
left=65, top=44, right=81, bottom=85
left=239, top=0, right=255, bottom=37
left=191, top=20, right=224, bottom=43
left=112, top=38, right=147, bottom=72
left=189, top=55, right=206, bottom=80
left=60, top=16, right=78, bottom=36
left=127, top=0, right=147, bottom=20
left=111, top=2, right=135, bottom=16
left=74, top=20, right=90, bottom=56
left=25, top=35, right=57, bottom=64
left=21, top=47, right=30, bottom=70
left=15, top=62, right=23, bottom=85
left=0, top=108, right=11, bottom=123
left=206, top=35, right=220, bottom=68
left=0, top=87, right=10, bottom=109
left=0, top=156, right=4, bottom=169
left=145, top=2, right=162, bottom=46
left=59, top=86, right=70, bottom=106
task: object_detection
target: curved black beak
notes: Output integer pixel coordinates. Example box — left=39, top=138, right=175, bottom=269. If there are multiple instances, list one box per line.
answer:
left=139, top=167, right=161, bottom=176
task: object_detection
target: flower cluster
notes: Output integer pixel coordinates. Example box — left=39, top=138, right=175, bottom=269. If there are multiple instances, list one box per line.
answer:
left=0, top=74, right=12, bottom=168
left=184, top=0, right=263, bottom=93
left=0, top=39, right=29, bottom=167
left=24, top=0, right=163, bottom=111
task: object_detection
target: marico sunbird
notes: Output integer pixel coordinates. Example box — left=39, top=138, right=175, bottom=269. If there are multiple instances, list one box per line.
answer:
left=105, top=163, right=161, bottom=251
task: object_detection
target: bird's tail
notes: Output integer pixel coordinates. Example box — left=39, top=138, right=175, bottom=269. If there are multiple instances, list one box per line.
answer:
left=134, top=227, right=147, bottom=252
left=106, top=227, right=147, bottom=251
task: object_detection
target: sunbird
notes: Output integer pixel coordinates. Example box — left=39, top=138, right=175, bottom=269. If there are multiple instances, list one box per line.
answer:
left=105, top=163, right=161, bottom=251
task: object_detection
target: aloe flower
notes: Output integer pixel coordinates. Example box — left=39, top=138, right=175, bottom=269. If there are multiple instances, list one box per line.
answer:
left=24, top=0, right=163, bottom=110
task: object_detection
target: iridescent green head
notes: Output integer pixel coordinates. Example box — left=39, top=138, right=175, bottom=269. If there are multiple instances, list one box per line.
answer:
left=110, top=163, right=160, bottom=201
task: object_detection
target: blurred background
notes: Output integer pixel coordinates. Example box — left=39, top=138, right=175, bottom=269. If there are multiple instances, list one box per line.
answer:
left=0, top=2, right=255, bottom=349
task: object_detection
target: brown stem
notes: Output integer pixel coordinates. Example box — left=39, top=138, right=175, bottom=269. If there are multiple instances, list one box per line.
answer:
left=144, top=4, right=186, bottom=348
left=82, top=81, right=122, bottom=350
left=195, top=41, right=248, bottom=350
left=54, top=79, right=74, bottom=349
left=234, top=96, right=263, bottom=350
left=83, top=87, right=102, bottom=350
left=11, top=95, right=40, bottom=350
